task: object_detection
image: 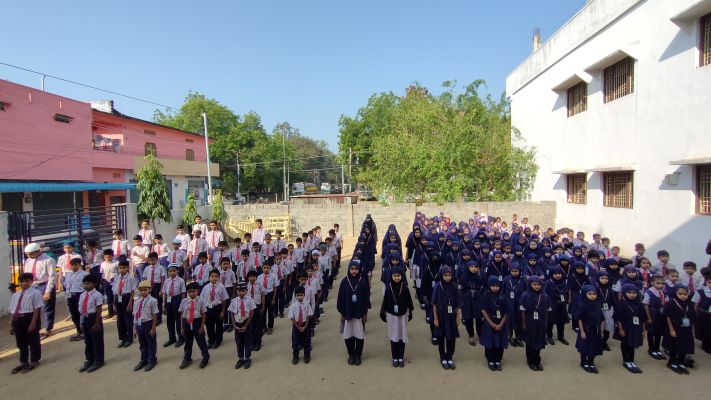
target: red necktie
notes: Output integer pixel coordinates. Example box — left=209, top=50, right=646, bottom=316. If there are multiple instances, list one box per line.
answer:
left=172, top=252, right=177, bottom=263
left=211, top=233, right=216, bottom=248
left=659, top=290, right=665, bottom=304
left=118, top=276, right=125, bottom=294
left=689, top=276, right=695, bottom=294
left=255, top=255, right=259, bottom=268
left=150, top=267, right=155, bottom=284
left=266, top=246, right=270, bottom=257
left=277, top=265, right=283, bottom=280
left=13, top=292, right=25, bottom=319
left=642, top=270, right=649, bottom=287
left=220, top=272, right=226, bottom=284
left=30, top=259, right=38, bottom=280
left=297, top=305, right=303, bottom=323
left=136, top=298, right=145, bottom=320
left=198, top=266, right=205, bottom=281
left=188, top=301, right=195, bottom=324
left=263, top=274, right=268, bottom=289
left=210, top=284, right=216, bottom=303
left=169, top=279, right=174, bottom=296
left=116, top=242, right=121, bottom=257
left=240, top=300, right=246, bottom=318
left=81, top=292, right=90, bottom=315
left=250, top=285, right=254, bottom=298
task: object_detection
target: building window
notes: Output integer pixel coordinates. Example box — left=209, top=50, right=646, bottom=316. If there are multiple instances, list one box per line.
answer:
left=702, top=13, right=711, bottom=67
left=603, top=171, right=634, bottom=208
left=144, top=142, right=157, bottom=156
left=604, top=58, right=634, bottom=103
left=53, top=113, right=73, bottom=123
left=144, top=129, right=156, bottom=136
left=566, top=82, right=587, bottom=117
left=0, top=101, right=6, bottom=111
left=566, top=173, right=587, bottom=204
left=697, top=164, right=711, bottom=214
left=186, top=149, right=195, bottom=161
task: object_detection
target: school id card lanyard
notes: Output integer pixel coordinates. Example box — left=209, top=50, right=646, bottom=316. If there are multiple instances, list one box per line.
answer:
left=672, top=299, right=691, bottom=327
left=389, top=282, right=404, bottom=314
left=531, top=292, right=543, bottom=320
left=439, top=282, right=455, bottom=315
left=597, top=284, right=610, bottom=310
left=623, top=299, right=640, bottom=326
left=347, top=276, right=362, bottom=303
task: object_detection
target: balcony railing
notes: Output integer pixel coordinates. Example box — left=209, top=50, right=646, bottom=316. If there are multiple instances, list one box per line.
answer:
left=92, top=134, right=122, bottom=153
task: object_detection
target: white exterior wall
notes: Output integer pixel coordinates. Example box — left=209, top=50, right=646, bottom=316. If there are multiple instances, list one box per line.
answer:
left=507, top=0, right=711, bottom=266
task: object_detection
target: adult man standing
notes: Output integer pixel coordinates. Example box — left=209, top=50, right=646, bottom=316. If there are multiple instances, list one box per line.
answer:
left=22, top=243, right=57, bottom=339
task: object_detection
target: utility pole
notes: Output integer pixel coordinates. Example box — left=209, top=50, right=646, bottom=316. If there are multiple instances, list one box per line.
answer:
left=235, top=151, right=241, bottom=200
left=348, top=147, right=353, bottom=193
left=341, top=164, right=345, bottom=193
left=201, top=112, right=213, bottom=204
left=282, top=132, right=287, bottom=202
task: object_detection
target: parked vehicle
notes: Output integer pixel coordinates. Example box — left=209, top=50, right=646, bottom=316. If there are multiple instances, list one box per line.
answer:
left=305, top=183, right=319, bottom=194
left=292, top=182, right=306, bottom=196
left=320, top=182, right=331, bottom=194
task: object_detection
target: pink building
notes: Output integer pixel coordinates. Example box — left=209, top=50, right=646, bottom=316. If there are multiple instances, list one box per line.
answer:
left=0, top=79, right=218, bottom=212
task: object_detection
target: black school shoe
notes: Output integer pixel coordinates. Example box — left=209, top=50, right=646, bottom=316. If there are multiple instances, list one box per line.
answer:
left=163, top=339, right=176, bottom=347
left=199, top=359, right=209, bottom=368
left=441, top=360, right=450, bottom=370
left=292, top=356, right=299, bottom=365
left=123, top=341, right=133, bottom=348
left=243, top=359, right=252, bottom=369
left=528, top=362, right=537, bottom=371
left=235, top=360, right=245, bottom=369
left=304, top=355, right=311, bottom=364
left=144, top=362, right=156, bottom=372
left=667, top=363, right=683, bottom=374
left=536, top=363, right=544, bottom=371
left=11, top=364, right=28, bottom=374
left=133, top=361, right=147, bottom=371
left=392, top=359, right=398, bottom=368
left=354, top=356, right=362, bottom=366
left=348, top=355, right=355, bottom=365
left=495, top=362, right=502, bottom=371
left=558, top=337, right=570, bottom=346
left=79, top=361, right=92, bottom=372
left=117, top=341, right=126, bottom=348
left=547, top=337, right=555, bottom=345
left=180, top=359, right=192, bottom=369
left=678, top=364, right=690, bottom=374
left=175, top=339, right=184, bottom=348
left=488, top=362, right=496, bottom=371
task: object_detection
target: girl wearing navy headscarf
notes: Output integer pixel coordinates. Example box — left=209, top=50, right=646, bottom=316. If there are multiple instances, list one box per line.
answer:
left=423, top=252, right=442, bottom=344
left=663, top=284, right=696, bottom=374
left=411, top=237, right=430, bottom=308
left=379, top=266, right=414, bottom=368
left=431, top=266, right=461, bottom=370
left=486, top=251, right=509, bottom=283
left=574, top=285, right=604, bottom=373
left=480, top=276, right=509, bottom=371
left=336, top=262, right=371, bottom=366
left=360, top=223, right=377, bottom=285
left=381, top=224, right=402, bottom=256
left=595, top=271, right=615, bottom=351
left=444, top=241, right=461, bottom=270
left=524, top=254, right=543, bottom=279
left=503, top=264, right=525, bottom=347
left=511, top=246, right=526, bottom=269
left=544, top=266, right=570, bottom=345
left=618, top=265, right=643, bottom=301
left=459, top=261, right=484, bottom=346
left=613, top=283, right=647, bottom=373
left=404, top=225, right=422, bottom=263
left=519, top=276, right=550, bottom=371
left=567, top=262, right=589, bottom=332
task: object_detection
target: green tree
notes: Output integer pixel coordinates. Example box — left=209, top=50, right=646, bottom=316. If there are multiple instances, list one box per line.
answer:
left=212, top=189, right=226, bottom=224
left=136, top=154, right=172, bottom=228
left=338, top=81, right=538, bottom=202
left=183, top=193, right=198, bottom=228
left=272, top=122, right=337, bottom=187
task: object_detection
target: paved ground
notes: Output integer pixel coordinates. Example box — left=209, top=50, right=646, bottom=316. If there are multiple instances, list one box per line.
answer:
left=1, top=239, right=709, bottom=400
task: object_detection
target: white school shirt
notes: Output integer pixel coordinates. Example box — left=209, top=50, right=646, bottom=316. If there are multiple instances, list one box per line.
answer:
left=200, top=282, right=229, bottom=308
left=167, top=249, right=187, bottom=267
left=130, top=245, right=150, bottom=265
left=328, top=244, right=338, bottom=259
left=691, top=287, right=711, bottom=305
left=271, top=262, right=286, bottom=281
left=248, top=252, right=264, bottom=270
left=205, top=230, right=225, bottom=250
left=23, top=254, right=57, bottom=291
left=212, top=249, right=229, bottom=267
left=293, top=247, right=306, bottom=264
left=288, top=300, right=313, bottom=323
left=251, top=228, right=265, bottom=245
left=179, top=297, right=208, bottom=320
left=334, top=232, right=343, bottom=248
left=275, top=239, right=286, bottom=252
left=152, top=243, right=170, bottom=259
left=257, top=272, right=277, bottom=293
left=292, top=284, right=316, bottom=308
left=162, top=276, right=186, bottom=297
left=234, top=260, right=251, bottom=281
left=219, top=269, right=237, bottom=288
left=192, top=263, right=212, bottom=284
left=64, top=270, right=88, bottom=293
left=138, top=228, right=155, bottom=246
left=229, top=248, right=243, bottom=265
left=100, top=261, right=119, bottom=282
left=262, top=242, right=277, bottom=259
left=112, top=274, right=137, bottom=295
left=318, top=253, right=331, bottom=273
left=679, top=272, right=704, bottom=294
left=642, top=287, right=667, bottom=305
left=306, top=276, right=321, bottom=296
left=78, top=289, right=103, bottom=316
left=246, top=281, right=264, bottom=305
left=142, top=264, right=166, bottom=285
left=228, top=296, right=257, bottom=324
left=112, top=239, right=129, bottom=259
left=133, top=296, right=159, bottom=323
left=192, top=223, right=208, bottom=238
left=188, top=238, right=209, bottom=258
left=59, top=253, right=83, bottom=276
left=651, top=262, right=677, bottom=276
left=84, top=249, right=102, bottom=267
left=175, top=233, right=191, bottom=251
left=9, top=287, right=43, bottom=315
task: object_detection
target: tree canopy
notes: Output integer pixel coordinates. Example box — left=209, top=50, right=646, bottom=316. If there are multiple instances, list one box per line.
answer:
left=136, top=154, right=172, bottom=226
left=338, top=81, right=537, bottom=202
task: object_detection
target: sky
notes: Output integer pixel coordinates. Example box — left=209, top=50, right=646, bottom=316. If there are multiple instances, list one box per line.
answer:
left=1, top=0, right=584, bottom=152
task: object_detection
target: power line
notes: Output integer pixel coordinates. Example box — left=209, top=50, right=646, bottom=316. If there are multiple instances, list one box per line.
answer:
left=0, top=61, right=180, bottom=110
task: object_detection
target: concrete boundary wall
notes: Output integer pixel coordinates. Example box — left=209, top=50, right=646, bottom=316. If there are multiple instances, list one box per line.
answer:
left=225, top=201, right=557, bottom=238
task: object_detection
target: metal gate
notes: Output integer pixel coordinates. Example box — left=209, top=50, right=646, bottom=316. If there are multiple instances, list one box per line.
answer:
left=7, top=204, right=127, bottom=284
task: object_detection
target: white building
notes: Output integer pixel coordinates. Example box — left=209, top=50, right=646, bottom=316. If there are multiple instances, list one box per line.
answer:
left=507, top=0, right=711, bottom=266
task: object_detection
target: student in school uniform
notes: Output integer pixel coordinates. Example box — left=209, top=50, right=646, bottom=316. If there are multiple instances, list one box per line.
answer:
left=65, top=258, right=88, bottom=341
left=594, top=271, right=614, bottom=351
left=459, top=260, right=484, bottom=347
left=692, top=274, right=711, bottom=354
left=133, top=280, right=160, bottom=372
left=258, top=264, right=278, bottom=335
left=262, top=233, right=276, bottom=265
left=142, top=253, right=166, bottom=324
left=613, top=283, right=647, bottom=373
left=235, top=250, right=251, bottom=282
left=179, top=281, right=209, bottom=369
left=245, top=269, right=266, bottom=351
left=652, top=250, right=676, bottom=277
left=574, top=285, right=604, bottom=374
left=201, top=269, right=229, bottom=349
left=84, top=240, right=102, bottom=277
left=567, top=262, right=590, bottom=331
left=520, top=276, right=551, bottom=371
left=294, top=237, right=306, bottom=274
left=152, top=234, right=170, bottom=267
left=431, top=265, right=461, bottom=370
left=337, top=262, right=371, bottom=366
left=480, top=275, right=509, bottom=371
left=188, top=231, right=209, bottom=269
left=274, top=230, right=287, bottom=253
left=167, top=239, right=188, bottom=278
left=23, top=243, right=57, bottom=339
left=544, top=266, right=570, bottom=346
left=273, top=251, right=289, bottom=318
left=58, top=241, right=83, bottom=292
left=318, top=245, right=332, bottom=301
left=138, top=220, right=155, bottom=247
left=192, top=215, right=208, bottom=240
left=643, top=275, right=668, bottom=360
left=78, top=274, right=105, bottom=373
left=130, top=235, right=150, bottom=280
left=205, top=220, right=224, bottom=260
left=192, top=252, right=211, bottom=288
left=290, top=285, right=314, bottom=365
left=99, top=249, right=118, bottom=319
left=174, top=225, right=191, bottom=252
left=379, top=266, right=414, bottom=368
left=113, top=260, right=136, bottom=348
left=112, top=229, right=129, bottom=263
left=229, top=282, right=256, bottom=369
left=664, top=284, right=696, bottom=374
left=503, top=264, right=525, bottom=347
left=249, top=242, right=265, bottom=275
left=162, top=265, right=186, bottom=348
left=218, top=257, right=237, bottom=332
left=679, top=261, right=704, bottom=297
left=212, top=241, right=229, bottom=269
left=229, top=238, right=244, bottom=267
left=9, top=273, right=43, bottom=374
left=251, top=219, right=266, bottom=245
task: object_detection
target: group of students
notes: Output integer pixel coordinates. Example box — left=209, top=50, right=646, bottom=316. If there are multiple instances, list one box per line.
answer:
left=9, top=216, right=343, bottom=374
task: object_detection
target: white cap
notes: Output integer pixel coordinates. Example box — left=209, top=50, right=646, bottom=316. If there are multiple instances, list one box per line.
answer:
left=24, top=243, right=41, bottom=253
